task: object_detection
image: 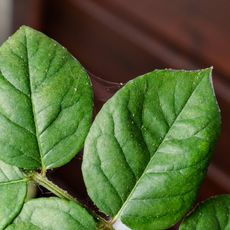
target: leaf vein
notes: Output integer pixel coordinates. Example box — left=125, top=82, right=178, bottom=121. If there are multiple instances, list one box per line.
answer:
left=24, top=30, right=44, bottom=169
left=113, top=76, right=206, bottom=221
left=95, top=139, right=124, bottom=204
left=0, top=70, right=30, bottom=98
left=0, top=111, right=35, bottom=136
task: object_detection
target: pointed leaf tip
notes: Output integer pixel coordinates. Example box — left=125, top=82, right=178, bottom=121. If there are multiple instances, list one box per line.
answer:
left=83, top=68, right=221, bottom=229
left=0, top=26, right=93, bottom=170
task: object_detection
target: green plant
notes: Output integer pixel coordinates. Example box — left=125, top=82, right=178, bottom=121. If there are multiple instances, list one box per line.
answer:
left=0, top=26, right=227, bottom=230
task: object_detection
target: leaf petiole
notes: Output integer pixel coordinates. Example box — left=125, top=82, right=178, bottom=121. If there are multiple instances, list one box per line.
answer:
left=32, top=173, right=76, bottom=202
left=32, top=173, right=111, bottom=229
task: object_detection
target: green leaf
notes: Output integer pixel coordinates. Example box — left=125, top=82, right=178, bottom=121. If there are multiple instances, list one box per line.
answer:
left=0, top=26, right=92, bottom=170
left=0, top=160, right=27, bottom=229
left=82, top=69, right=221, bottom=229
left=8, top=197, right=97, bottom=230
left=179, top=195, right=230, bottom=229
left=6, top=222, right=40, bottom=230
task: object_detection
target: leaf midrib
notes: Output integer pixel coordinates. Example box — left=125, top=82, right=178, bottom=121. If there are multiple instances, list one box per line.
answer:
left=24, top=30, right=45, bottom=171
left=0, top=178, right=28, bottom=186
left=113, top=75, right=207, bottom=222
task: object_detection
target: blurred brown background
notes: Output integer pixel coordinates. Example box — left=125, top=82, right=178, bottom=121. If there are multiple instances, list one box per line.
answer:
left=1, top=0, right=229, bottom=228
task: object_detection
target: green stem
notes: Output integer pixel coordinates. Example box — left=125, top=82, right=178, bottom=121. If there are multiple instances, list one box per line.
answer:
left=32, top=173, right=110, bottom=228
left=33, top=173, right=76, bottom=202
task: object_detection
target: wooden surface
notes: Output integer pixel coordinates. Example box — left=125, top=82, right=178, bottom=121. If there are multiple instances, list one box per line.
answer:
left=12, top=0, right=230, bottom=227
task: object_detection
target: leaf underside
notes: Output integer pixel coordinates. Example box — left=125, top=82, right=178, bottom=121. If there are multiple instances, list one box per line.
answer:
left=0, top=26, right=93, bottom=170
left=0, top=160, right=27, bottom=229
left=6, top=198, right=97, bottom=230
left=82, top=69, right=221, bottom=229
left=179, top=195, right=230, bottom=229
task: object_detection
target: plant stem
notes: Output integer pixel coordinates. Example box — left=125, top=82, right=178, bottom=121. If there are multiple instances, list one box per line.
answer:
left=33, top=173, right=76, bottom=202
left=32, top=173, right=111, bottom=228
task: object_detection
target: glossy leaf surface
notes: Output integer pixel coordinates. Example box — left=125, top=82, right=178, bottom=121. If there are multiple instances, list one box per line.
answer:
left=82, top=69, right=221, bottom=229
left=7, top=198, right=97, bottom=230
left=179, top=195, right=230, bottom=229
left=0, top=160, right=27, bottom=229
left=0, top=26, right=92, bottom=170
